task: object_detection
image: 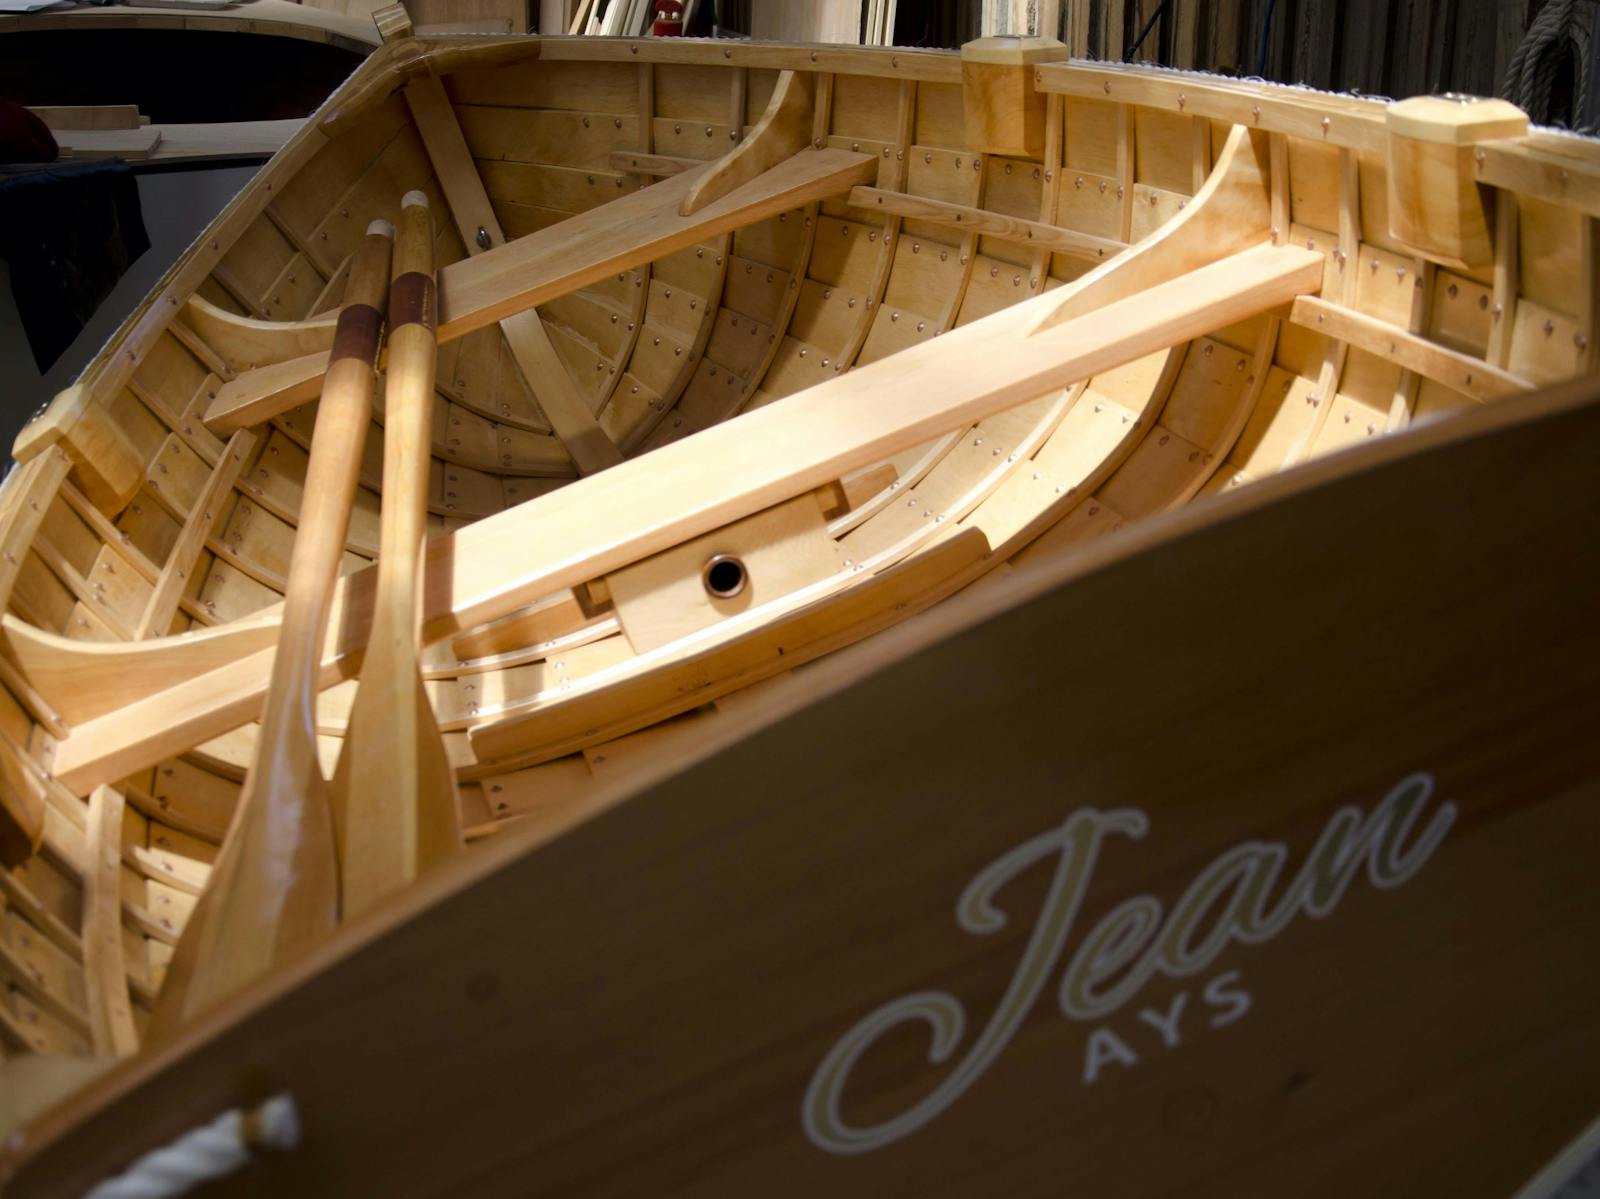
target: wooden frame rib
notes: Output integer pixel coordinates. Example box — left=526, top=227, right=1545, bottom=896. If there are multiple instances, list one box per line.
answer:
left=83, top=786, right=139, bottom=1058
left=134, top=430, right=259, bottom=639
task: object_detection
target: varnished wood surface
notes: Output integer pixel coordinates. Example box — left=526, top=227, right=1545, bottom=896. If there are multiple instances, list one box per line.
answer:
left=436, top=145, right=878, bottom=339
left=332, top=194, right=463, bottom=918
left=4, top=377, right=1597, bottom=1198
left=1, top=41, right=1599, bottom=1190
left=47, top=243, right=1322, bottom=793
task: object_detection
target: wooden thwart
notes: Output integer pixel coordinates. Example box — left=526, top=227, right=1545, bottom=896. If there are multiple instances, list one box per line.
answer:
left=436, top=146, right=876, bottom=338
left=48, top=242, right=1324, bottom=794
left=469, top=527, right=994, bottom=768
left=206, top=354, right=330, bottom=435
left=202, top=146, right=879, bottom=434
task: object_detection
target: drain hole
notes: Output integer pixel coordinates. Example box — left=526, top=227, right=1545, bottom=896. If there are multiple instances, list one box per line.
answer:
left=702, top=554, right=747, bottom=599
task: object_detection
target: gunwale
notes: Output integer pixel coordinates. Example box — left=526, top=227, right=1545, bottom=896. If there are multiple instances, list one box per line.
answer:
left=0, top=31, right=1597, bottom=1177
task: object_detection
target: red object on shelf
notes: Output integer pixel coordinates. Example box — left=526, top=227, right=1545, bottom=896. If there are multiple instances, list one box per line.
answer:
left=0, top=98, right=58, bottom=164
left=651, top=0, right=684, bottom=36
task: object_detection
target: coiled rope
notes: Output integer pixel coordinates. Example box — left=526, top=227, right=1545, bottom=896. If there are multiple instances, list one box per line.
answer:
left=83, top=1093, right=300, bottom=1199
left=1503, top=0, right=1600, bottom=134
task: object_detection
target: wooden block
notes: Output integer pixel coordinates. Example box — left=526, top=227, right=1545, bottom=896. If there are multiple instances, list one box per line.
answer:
left=959, top=37, right=1067, bottom=159
left=1385, top=95, right=1528, bottom=271
left=371, top=1, right=415, bottom=40
left=607, top=493, right=842, bottom=655
left=13, top=386, right=143, bottom=516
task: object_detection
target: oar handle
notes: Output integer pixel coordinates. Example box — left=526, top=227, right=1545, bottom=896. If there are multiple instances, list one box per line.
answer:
left=375, top=191, right=437, bottom=635
left=332, top=192, right=460, bottom=920
left=274, top=219, right=394, bottom=680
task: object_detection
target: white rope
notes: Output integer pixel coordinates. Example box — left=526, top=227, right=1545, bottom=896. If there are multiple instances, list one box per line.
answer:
left=84, top=1094, right=300, bottom=1199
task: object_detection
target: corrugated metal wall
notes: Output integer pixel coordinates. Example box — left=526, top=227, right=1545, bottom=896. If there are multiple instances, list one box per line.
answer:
left=571, top=1, right=1580, bottom=123
left=1066, top=0, right=1534, bottom=101
left=897, top=1, right=1546, bottom=104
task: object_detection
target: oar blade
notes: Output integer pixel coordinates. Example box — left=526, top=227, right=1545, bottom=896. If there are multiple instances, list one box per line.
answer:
left=333, top=646, right=462, bottom=919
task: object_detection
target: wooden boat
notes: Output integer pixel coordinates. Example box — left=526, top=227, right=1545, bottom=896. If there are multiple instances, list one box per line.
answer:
left=0, top=28, right=1597, bottom=1197
left=0, top=0, right=380, bottom=163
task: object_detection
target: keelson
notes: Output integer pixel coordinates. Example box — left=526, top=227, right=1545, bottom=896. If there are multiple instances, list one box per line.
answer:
left=803, top=773, right=1455, bottom=1154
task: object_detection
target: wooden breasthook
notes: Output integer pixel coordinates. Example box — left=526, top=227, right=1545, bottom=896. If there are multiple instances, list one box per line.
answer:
left=0, top=30, right=1596, bottom=1199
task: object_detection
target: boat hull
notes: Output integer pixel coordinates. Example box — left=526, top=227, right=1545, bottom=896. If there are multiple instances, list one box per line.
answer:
left=6, top=377, right=1597, bottom=1197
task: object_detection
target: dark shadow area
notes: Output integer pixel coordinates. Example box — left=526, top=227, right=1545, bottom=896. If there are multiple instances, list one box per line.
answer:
left=0, top=29, right=364, bottom=123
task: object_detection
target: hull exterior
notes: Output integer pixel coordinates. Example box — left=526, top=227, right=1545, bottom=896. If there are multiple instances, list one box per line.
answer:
left=5, top=379, right=1598, bottom=1196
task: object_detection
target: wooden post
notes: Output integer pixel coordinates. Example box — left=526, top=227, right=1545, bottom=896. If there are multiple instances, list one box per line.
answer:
left=1385, top=95, right=1528, bottom=271
left=960, top=37, right=1069, bottom=160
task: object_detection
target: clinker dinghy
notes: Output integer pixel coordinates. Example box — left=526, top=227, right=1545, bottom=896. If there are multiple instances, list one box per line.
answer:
left=0, top=28, right=1597, bottom=1198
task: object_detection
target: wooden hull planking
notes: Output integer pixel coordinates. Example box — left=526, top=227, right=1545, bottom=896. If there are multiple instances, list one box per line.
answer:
left=0, top=33, right=1595, bottom=1196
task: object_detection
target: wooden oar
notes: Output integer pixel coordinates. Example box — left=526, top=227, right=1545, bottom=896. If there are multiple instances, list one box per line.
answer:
left=148, top=219, right=395, bottom=1039
left=331, top=191, right=463, bottom=919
